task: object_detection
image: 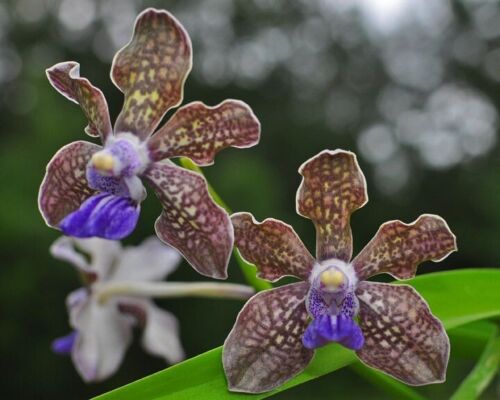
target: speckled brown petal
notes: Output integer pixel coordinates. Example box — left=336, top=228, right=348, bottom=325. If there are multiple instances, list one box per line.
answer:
left=296, top=150, right=368, bottom=263
left=112, top=8, right=192, bottom=139
left=352, top=215, right=457, bottom=281
left=46, top=62, right=112, bottom=141
left=39, top=141, right=101, bottom=227
left=144, top=161, right=232, bottom=279
left=356, top=281, right=449, bottom=385
left=223, top=282, right=313, bottom=393
left=148, top=100, right=260, bottom=165
left=231, top=212, right=314, bottom=282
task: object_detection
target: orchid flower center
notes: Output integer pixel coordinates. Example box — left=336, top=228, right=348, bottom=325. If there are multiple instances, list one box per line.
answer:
left=90, top=133, right=149, bottom=179
left=307, top=258, right=359, bottom=318
left=86, top=133, right=149, bottom=201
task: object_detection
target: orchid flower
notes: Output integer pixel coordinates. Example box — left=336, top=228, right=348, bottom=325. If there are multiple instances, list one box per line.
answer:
left=223, top=150, right=457, bottom=393
left=50, top=236, right=254, bottom=382
left=38, top=8, right=260, bottom=279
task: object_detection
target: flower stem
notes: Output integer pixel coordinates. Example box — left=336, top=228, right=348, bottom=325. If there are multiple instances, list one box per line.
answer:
left=97, top=281, right=255, bottom=304
left=180, top=157, right=272, bottom=292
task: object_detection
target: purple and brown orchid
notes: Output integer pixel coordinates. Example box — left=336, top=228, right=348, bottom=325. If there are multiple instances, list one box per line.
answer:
left=38, top=8, right=260, bottom=279
left=223, top=149, right=457, bottom=393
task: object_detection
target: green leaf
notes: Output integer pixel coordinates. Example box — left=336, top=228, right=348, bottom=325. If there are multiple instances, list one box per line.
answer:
left=450, top=324, right=500, bottom=400
left=94, top=269, right=500, bottom=400
left=349, top=362, right=427, bottom=400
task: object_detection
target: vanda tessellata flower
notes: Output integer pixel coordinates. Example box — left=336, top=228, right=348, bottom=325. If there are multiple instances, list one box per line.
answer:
left=38, top=8, right=260, bottom=279
left=50, top=236, right=254, bottom=382
left=223, top=150, right=457, bottom=393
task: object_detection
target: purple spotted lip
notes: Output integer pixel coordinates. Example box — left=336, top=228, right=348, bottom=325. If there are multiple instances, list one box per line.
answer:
left=38, top=8, right=261, bottom=279
left=223, top=149, right=457, bottom=393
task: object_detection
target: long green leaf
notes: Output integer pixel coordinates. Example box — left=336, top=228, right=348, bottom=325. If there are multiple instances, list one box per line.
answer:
left=349, top=362, right=427, bottom=400
left=95, top=269, right=500, bottom=400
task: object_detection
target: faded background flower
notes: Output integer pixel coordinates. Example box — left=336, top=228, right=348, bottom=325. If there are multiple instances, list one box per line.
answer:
left=1, top=0, right=499, bottom=398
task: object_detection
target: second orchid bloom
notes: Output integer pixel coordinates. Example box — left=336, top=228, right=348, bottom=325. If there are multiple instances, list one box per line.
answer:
left=38, top=8, right=260, bottom=279
left=223, top=150, right=457, bottom=393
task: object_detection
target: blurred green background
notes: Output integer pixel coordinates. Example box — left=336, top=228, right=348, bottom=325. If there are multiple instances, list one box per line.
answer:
left=1, top=0, right=499, bottom=398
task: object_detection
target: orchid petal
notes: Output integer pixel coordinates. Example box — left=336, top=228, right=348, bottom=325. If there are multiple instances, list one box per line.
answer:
left=70, top=297, right=133, bottom=382
left=59, top=193, right=140, bottom=240
left=140, top=301, right=185, bottom=365
left=296, top=150, right=367, bottom=263
left=231, top=212, right=315, bottom=282
left=50, top=236, right=91, bottom=272
left=148, top=100, right=260, bottom=165
left=352, top=215, right=457, bottom=281
left=223, top=282, right=313, bottom=393
left=111, top=8, right=192, bottom=139
left=46, top=62, right=112, bottom=140
left=39, top=141, right=101, bottom=227
left=144, top=162, right=232, bottom=279
left=52, top=237, right=121, bottom=279
left=110, top=237, right=182, bottom=282
left=356, top=281, right=449, bottom=385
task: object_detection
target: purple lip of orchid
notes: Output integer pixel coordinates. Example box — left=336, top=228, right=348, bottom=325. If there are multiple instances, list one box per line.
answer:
left=223, top=149, right=458, bottom=394
left=38, top=8, right=261, bottom=279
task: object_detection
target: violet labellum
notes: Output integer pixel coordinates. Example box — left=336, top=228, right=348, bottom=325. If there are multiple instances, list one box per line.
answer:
left=223, top=149, right=457, bottom=393
left=38, top=8, right=260, bottom=279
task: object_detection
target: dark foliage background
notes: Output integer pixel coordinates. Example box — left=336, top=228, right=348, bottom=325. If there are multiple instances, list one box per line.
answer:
left=0, top=0, right=499, bottom=398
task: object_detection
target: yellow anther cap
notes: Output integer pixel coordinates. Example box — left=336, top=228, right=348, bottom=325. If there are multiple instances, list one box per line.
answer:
left=91, top=152, right=115, bottom=171
left=320, top=269, right=345, bottom=289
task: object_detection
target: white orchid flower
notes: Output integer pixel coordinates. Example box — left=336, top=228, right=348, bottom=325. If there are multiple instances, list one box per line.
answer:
left=50, top=236, right=254, bottom=382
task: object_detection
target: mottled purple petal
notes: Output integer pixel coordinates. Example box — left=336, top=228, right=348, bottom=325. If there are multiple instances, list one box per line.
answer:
left=296, top=150, right=368, bottom=263
left=52, top=331, right=78, bottom=355
left=59, top=193, right=140, bottom=240
left=148, top=100, right=260, bottom=165
left=303, top=314, right=364, bottom=350
left=231, top=212, right=315, bottom=282
left=352, top=215, right=457, bottom=281
left=144, top=162, right=232, bottom=279
left=46, top=62, right=112, bottom=140
left=223, top=282, right=313, bottom=393
left=112, top=8, right=192, bottom=139
left=39, top=141, right=101, bottom=227
left=356, top=281, right=449, bottom=385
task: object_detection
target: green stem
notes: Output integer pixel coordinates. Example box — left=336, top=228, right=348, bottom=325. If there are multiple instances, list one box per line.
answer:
left=179, top=157, right=272, bottom=291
